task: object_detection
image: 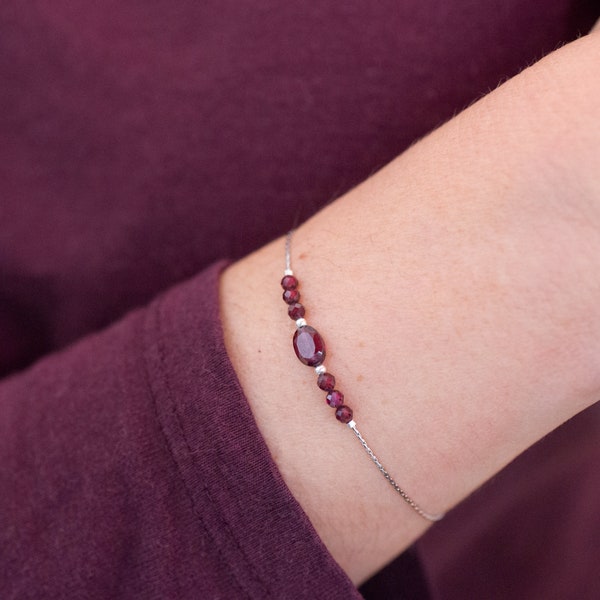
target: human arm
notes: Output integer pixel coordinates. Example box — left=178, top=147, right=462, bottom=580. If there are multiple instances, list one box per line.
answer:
left=220, top=31, right=600, bottom=586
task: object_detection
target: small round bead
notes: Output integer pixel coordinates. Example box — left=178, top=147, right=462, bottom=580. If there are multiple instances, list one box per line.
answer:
left=335, top=405, right=354, bottom=424
left=288, top=302, right=305, bottom=320
left=284, top=269, right=294, bottom=276
left=282, top=289, right=300, bottom=304
left=317, top=372, right=336, bottom=391
left=326, top=390, right=344, bottom=408
left=347, top=420, right=356, bottom=429
left=314, top=365, right=326, bottom=375
left=295, top=318, right=307, bottom=328
left=281, top=275, right=298, bottom=290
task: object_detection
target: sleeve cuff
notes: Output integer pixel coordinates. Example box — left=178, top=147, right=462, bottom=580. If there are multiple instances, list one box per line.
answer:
left=143, top=260, right=363, bottom=599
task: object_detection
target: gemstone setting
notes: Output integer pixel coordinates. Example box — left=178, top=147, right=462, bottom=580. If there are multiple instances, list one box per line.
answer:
left=292, top=325, right=326, bottom=367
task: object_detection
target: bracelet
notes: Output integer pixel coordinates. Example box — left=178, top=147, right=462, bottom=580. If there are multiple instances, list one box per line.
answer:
left=281, top=231, right=444, bottom=522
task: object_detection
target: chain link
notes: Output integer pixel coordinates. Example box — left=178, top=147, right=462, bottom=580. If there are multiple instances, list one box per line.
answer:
left=348, top=421, right=444, bottom=522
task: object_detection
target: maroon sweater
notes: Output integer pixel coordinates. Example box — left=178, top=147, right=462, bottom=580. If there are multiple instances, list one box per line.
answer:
left=1, top=2, right=599, bottom=598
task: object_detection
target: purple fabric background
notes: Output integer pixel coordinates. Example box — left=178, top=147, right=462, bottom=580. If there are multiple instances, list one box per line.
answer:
left=1, top=0, right=595, bottom=372
left=1, top=1, right=599, bottom=598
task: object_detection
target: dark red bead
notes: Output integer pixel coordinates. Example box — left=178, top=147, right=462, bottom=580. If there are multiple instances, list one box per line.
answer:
left=326, top=390, right=344, bottom=408
left=283, top=289, right=300, bottom=304
left=292, top=325, right=326, bottom=366
left=288, top=302, right=305, bottom=320
left=335, top=405, right=353, bottom=423
left=317, top=372, right=335, bottom=391
left=281, top=275, right=298, bottom=290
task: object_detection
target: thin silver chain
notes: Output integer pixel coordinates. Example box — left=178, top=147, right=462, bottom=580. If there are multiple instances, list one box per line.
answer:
left=285, top=229, right=444, bottom=523
left=348, top=421, right=443, bottom=521
left=285, top=231, right=293, bottom=274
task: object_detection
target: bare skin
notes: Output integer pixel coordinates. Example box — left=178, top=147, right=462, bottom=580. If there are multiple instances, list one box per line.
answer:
left=221, top=31, right=600, bottom=586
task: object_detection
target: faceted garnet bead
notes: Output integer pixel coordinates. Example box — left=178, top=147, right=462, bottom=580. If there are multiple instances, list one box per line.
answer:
left=335, top=405, right=353, bottom=424
left=282, top=289, right=300, bottom=304
left=292, top=325, right=326, bottom=366
left=326, top=390, right=344, bottom=408
left=317, top=372, right=335, bottom=391
left=288, top=302, right=305, bottom=320
left=281, top=275, right=298, bottom=290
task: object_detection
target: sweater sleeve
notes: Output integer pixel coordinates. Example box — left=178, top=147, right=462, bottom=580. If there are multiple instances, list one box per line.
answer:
left=0, top=261, right=365, bottom=600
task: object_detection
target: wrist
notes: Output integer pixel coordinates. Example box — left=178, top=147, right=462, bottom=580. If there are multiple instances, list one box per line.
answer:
left=219, top=34, right=600, bottom=585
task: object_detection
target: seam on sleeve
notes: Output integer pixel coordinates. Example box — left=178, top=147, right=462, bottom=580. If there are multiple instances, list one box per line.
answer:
left=141, top=295, right=271, bottom=599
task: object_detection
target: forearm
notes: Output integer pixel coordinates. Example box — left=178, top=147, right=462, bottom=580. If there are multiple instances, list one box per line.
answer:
left=220, top=33, right=600, bottom=585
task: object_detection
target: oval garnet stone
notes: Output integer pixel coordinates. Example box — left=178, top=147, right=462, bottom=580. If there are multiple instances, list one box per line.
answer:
left=293, top=326, right=326, bottom=366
